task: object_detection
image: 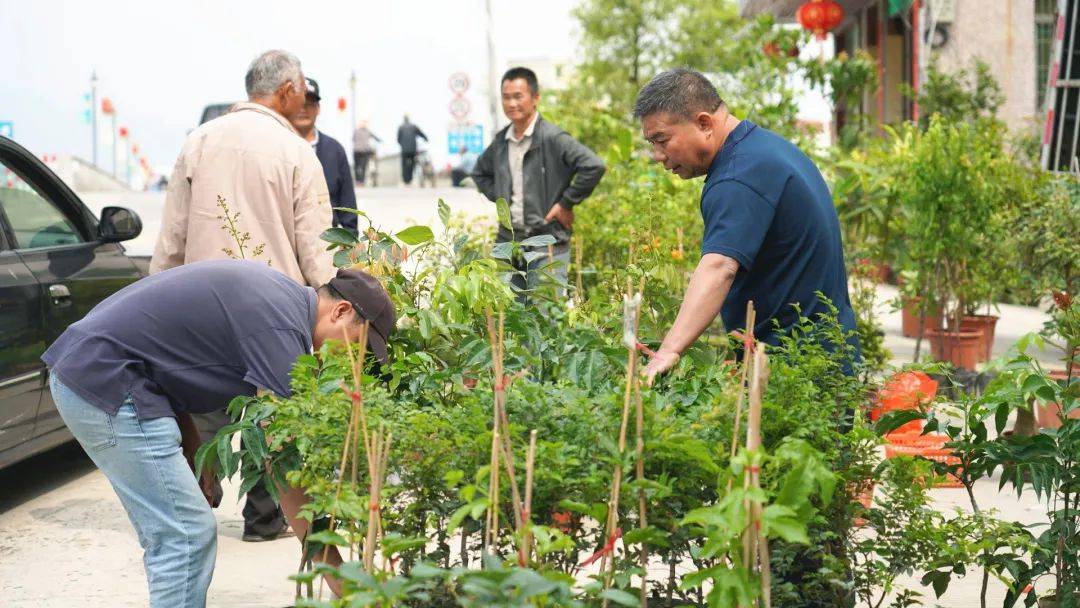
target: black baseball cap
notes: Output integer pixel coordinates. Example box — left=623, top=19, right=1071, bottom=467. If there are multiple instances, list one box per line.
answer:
left=305, top=77, right=321, bottom=101
left=328, top=268, right=395, bottom=362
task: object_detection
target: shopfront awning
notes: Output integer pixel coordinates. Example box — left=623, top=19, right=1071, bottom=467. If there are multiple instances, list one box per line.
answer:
left=738, top=0, right=887, bottom=21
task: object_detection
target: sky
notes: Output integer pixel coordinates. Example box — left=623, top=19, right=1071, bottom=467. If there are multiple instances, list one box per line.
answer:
left=0, top=0, right=579, bottom=174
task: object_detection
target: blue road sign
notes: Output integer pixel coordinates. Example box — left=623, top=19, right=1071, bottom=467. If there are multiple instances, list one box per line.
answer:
left=448, top=124, right=484, bottom=154
left=0, top=121, right=13, bottom=139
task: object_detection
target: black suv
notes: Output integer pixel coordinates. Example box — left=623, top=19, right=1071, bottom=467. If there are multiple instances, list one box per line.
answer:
left=0, top=136, right=145, bottom=469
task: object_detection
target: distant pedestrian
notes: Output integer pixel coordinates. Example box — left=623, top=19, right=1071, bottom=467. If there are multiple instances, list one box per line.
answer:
left=353, top=121, right=381, bottom=185
left=396, top=114, right=428, bottom=185
left=472, top=67, right=605, bottom=294
left=450, top=146, right=478, bottom=187
left=293, top=77, right=358, bottom=234
left=151, top=49, right=335, bottom=544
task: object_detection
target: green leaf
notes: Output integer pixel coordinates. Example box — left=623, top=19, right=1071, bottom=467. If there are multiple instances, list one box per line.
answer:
left=333, top=249, right=355, bottom=268
left=495, top=197, right=512, bottom=230
left=921, top=569, right=951, bottom=597
left=438, top=198, right=451, bottom=227
left=306, top=530, right=349, bottom=546
left=491, top=241, right=514, bottom=261
left=394, top=225, right=434, bottom=245
left=519, top=234, right=557, bottom=248
left=874, top=409, right=926, bottom=435
left=321, top=227, right=358, bottom=246
left=600, top=589, right=639, bottom=606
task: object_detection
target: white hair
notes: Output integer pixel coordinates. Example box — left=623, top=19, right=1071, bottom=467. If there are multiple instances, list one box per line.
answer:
left=244, top=50, right=302, bottom=98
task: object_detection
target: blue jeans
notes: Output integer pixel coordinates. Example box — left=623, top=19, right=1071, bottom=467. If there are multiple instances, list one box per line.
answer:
left=50, top=374, right=217, bottom=608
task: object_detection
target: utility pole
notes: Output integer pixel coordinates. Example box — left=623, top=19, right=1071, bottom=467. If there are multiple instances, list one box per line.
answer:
left=485, top=0, right=499, bottom=138
left=349, top=69, right=357, bottom=146
left=111, top=112, right=118, bottom=179
left=90, top=70, right=98, bottom=167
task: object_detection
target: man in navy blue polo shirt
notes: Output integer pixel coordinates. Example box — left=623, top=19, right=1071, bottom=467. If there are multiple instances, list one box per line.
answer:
left=41, top=260, right=395, bottom=607
left=633, top=68, right=858, bottom=381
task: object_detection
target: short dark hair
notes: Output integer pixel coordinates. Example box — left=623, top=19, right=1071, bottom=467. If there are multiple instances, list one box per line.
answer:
left=501, top=67, right=539, bottom=96
left=633, top=68, right=724, bottom=121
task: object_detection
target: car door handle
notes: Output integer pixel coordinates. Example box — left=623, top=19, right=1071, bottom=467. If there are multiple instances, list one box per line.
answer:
left=49, top=284, right=71, bottom=304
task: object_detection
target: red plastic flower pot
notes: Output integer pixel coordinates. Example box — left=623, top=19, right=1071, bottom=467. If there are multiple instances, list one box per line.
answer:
left=954, top=315, right=999, bottom=361
left=926, top=328, right=984, bottom=370
left=1036, top=370, right=1079, bottom=429
left=901, top=297, right=942, bottom=339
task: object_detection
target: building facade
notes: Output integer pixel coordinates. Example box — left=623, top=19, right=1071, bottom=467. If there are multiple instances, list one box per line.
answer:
left=739, top=0, right=1051, bottom=133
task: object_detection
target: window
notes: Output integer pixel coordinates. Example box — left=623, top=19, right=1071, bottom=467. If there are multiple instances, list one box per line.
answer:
left=0, top=161, right=84, bottom=249
left=1036, top=0, right=1058, bottom=111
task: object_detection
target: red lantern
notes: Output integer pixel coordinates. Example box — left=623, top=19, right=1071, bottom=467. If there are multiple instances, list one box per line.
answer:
left=118, top=126, right=129, bottom=138
left=337, top=97, right=347, bottom=112
left=101, top=97, right=115, bottom=115
left=797, top=0, right=844, bottom=40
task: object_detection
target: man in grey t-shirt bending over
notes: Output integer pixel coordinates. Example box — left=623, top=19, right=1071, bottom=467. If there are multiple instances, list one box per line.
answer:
left=41, top=260, right=395, bottom=607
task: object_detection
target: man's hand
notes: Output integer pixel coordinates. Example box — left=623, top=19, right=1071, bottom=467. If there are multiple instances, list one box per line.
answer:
left=198, top=470, right=218, bottom=507
left=545, top=203, right=574, bottom=230
left=642, top=349, right=680, bottom=385
left=176, top=412, right=217, bottom=507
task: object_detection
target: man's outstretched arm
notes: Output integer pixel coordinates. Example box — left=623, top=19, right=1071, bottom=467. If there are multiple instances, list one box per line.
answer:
left=643, top=253, right=739, bottom=382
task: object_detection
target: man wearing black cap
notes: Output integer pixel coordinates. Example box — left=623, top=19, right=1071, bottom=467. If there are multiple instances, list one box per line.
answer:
left=293, top=77, right=358, bottom=234
left=41, top=260, right=394, bottom=607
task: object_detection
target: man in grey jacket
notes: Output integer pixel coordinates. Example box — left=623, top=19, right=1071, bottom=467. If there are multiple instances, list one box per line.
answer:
left=472, top=67, right=605, bottom=294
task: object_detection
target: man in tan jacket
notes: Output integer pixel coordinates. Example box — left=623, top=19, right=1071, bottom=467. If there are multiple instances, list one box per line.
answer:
left=151, top=49, right=336, bottom=543
left=151, top=49, right=335, bottom=287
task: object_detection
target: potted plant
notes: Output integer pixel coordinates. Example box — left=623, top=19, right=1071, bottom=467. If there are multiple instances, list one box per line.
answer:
left=893, top=116, right=1011, bottom=369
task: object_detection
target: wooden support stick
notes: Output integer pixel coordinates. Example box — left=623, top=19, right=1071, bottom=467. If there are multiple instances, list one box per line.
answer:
left=575, top=235, right=584, bottom=302
left=601, top=282, right=643, bottom=606
left=486, top=426, right=500, bottom=554
left=634, top=385, right=648, bottom=608
left=727, top=301, right=756, bottom=493
left=523, top=430, right=538, bottom=565
left=747, top=349, right=770, bottom=607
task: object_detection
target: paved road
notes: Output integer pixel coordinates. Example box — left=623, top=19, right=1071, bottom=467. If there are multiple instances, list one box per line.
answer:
left=0, top=185, right=1061, bottom=606
left=80, top=184, right=495, bottom=258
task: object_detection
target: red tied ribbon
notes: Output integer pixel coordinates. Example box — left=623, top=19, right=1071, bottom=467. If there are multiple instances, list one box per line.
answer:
left=729, top=330, right=756, bottom=355
left=493, top=374, right=508, bottom=392
left=635, top=342, right=656, bottom=357
left=580, top=527, right=622, bottom=567
left=747, top=466, right=760, bottom=474
left=369, top=499, right=380, bottom=513
left=339, top=382, right=361, bottom=403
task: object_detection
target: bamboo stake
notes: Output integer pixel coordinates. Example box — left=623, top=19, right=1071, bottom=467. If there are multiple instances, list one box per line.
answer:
left=314, top=323, right=376, bottom=597
left=363, top=427, right=392, bottom=573
left=574, top=234, right=584, bottom=302
left=600, top=281, right=643, bottom=606
left=727, top=301, right=756, bottom=493
left=485, top=310, right=528, bottom=563
left=744, top=348, right=770, bottom=608
left=486, top=428, right=500, bottom=553
left=634, top=385, right=648, bottom=608
left=523, top=430, right=538, bottom=565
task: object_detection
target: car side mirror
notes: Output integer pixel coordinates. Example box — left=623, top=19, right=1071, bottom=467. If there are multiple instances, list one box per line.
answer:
left=98, top=206, right=142, bottom=243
